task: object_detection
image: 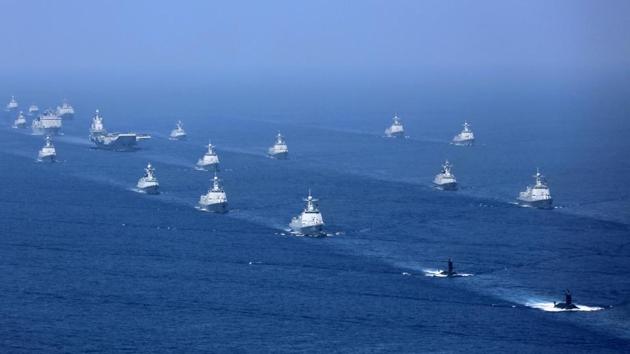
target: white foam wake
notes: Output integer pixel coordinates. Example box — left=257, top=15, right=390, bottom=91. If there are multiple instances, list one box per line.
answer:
left=423, top=268, right=474, bottom=278
left=526, top=301, right=604, bottom=312
left=129, top=187, right=148, bottom=194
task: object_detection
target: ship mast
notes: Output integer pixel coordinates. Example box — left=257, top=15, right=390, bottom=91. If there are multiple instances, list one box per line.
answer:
left=534, top=168, right=544, bottom=187
left=304, top=189, right=319, bottom=212
left=145, top=163, right=154, bottom=178
left=211, top=173, right=222, bottom=192
left=442, top=160, right=452, bottom=175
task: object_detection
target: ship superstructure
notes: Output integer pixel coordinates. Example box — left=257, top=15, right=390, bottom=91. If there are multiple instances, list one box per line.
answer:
left=198, top=173, right=228, bottom=213
left=31, top=109, right=62, bottom=135
left=56, top=100, right=75, bottom=119
left=554, top=290, right=578, bottom=310
left=289, top=190, right=325, bottom=236
left=169, top=120, right=187, bottom=140
left=452, top=121, right=475, bottom=146
left=268, top=132, right=288, bottom=159
left=89, top=109, right=149, bottom=151
left=136, top=162, right=160, bottom=194
left=385, top=114, right=405, bottom=138
left=517, top=169, right=553, bottom=209
left=433, top=160, right=458, bottom=190
left=37, top=136, right=57, bottom=162
left=12, top=111, right=27, bottom=129
left=196, top=141, right=220, bottom=170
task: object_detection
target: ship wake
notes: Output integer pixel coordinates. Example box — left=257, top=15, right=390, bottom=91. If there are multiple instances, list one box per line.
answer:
left=525, top=301, right=604, bottom=312
left=423, top=268, right=474, bottom=278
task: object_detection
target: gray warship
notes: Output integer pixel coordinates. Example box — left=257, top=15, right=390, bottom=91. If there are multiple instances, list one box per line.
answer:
left=517, top=169, right=553, bottom=209
left=289, top=190, right=325, bottom=236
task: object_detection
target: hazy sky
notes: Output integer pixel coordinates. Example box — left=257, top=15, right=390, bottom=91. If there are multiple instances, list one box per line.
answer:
left=2, top=0, right=629, bottom=82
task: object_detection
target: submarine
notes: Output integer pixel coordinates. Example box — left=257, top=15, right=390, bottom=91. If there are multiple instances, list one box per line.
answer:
left=439, top=258, right=457, bottom=277
left=554, top=290, right=578, bottom=310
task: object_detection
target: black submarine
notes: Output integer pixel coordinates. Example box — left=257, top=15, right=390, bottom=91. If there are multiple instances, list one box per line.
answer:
left=554, top=290, right=578, bottom=310
left=439, top=258, right=457, bottom=277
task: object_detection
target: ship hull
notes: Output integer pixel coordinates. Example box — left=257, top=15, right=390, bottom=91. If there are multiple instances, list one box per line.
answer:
left=554, top=303, right=578, bottom=310
left=434, top=182, right=458, bottom=191
left=138, top=185, right=160, bottom=195
left=13, top=123, right=26, bottom=129
left=290, top=223, right=324, bottom=236
left=44, top=127, right=61, bottom=136
left=196, top=162, right=219, bottom=171
left=517, top=198, right=553, bottom=209
left=91, top=134, right=138, bottom=151
left=269, top=151, right=288, bottom=159
left=386, top=131, right=405, bottom=138
left=169, top=134, right=187, bottom=141
left=38, top=154, right=56, bottom=162
left=452, top=139, right=474, bottom=146
left=199, top=202, right=228, bottom=213
left=33, top=127, right=62, bottom=135
left=59, top=113, right=74, bottom=120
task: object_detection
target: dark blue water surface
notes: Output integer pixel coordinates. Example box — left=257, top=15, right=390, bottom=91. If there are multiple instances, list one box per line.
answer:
left=1, top=83, right=629, bottom=353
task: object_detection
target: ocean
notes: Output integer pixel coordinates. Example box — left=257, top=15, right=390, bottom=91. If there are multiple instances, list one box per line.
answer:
left=1, top=80, right=629, bottom=353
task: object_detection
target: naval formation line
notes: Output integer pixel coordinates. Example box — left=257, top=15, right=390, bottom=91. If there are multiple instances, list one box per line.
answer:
left=4, top=95, right=577, bottom=310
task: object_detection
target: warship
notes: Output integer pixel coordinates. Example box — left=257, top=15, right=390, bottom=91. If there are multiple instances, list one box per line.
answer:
left=196, top=141, right=220, bottom=171
left=89, top=109, right=150, bottom=151
left=28, top=104, right=39, bottom=116
left=289, top=190, right=325, bottom=236
left=5, top=96, right=18, bottom=112
left=198, top=173, right=228, bottom=213
left=169, top=120, right=187, bottom=140
left=268, top=132, right=288, bottom=159
left=384, top=114, right=405, bottom=138
left=517, top=169, right=553, bottom=209
left=56, top=100, right=75, bottom=120
left=452, top=121, right=475, bottom=146
left=12, top=111, right=27, bottom=129
left=136, top=163, right=159, bottom=194
left=37, top=136, right=56, bottom=162
left=31, top=109, right=63, bottom=135
left=433, top=160, right=457, bottom=190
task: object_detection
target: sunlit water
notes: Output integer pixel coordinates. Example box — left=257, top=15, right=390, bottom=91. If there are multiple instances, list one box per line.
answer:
left=0, top=89, right=629, bottom=352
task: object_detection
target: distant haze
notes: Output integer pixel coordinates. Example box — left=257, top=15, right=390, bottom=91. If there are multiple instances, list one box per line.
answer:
left=2, top=0, right=630, bottom=124
left=3, top=0, right=629, bottom=80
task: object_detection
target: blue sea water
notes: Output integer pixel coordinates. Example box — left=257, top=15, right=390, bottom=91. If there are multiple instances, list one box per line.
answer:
left=1, top=82, right=629, bottom=353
